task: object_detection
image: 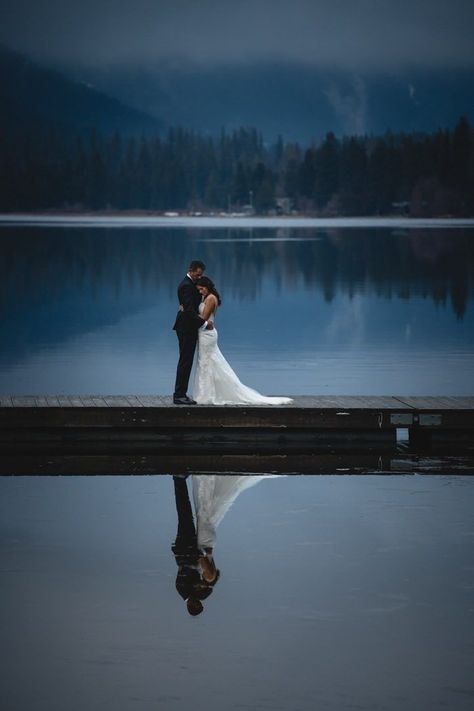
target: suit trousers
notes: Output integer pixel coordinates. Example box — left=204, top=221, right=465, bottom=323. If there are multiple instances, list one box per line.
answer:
left=174, top=328, right=198, bottom=398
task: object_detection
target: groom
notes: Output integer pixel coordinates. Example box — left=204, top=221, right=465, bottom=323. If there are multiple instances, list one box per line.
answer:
left=173, top=260, right=213, bottom=405
left=171, top=475, right=214, bottom=616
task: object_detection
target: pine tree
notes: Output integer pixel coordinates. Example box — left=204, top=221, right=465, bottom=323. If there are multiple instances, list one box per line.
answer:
left=314, top=132, right=340, bottom=209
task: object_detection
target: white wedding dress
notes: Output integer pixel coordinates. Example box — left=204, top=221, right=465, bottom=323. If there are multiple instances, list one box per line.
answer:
left=193, top=301, right=292, bottom=405
left=192, top=474, right=282, bottom=549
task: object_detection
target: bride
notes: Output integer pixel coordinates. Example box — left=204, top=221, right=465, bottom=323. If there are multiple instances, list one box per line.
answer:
left=192, top=473, right=283, bottom=584
left=192, top=276, right=292, bottom=405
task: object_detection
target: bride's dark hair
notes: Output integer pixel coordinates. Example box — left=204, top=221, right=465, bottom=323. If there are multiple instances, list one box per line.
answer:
left=196, top=276, right=222, bottom=305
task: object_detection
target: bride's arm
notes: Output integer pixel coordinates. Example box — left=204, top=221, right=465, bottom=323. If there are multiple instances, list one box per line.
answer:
left=200, top=295, right=217, bottom=321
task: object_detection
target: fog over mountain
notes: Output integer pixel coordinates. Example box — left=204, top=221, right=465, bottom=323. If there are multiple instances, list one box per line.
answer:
left=2, top=1, right=473, bottom=71
left=64, top=60, right=474, bottom=142
left=2, top=0, right=473, bottom=141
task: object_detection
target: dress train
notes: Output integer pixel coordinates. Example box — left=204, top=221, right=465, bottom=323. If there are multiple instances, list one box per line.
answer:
left=193, top=302, right=292, bottom=405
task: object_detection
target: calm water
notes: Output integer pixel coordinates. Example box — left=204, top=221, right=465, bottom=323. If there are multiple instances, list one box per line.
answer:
left=1, top=219, right=473, bottom=396
left=1, top=474, right=474, bottom=711
left=1, top=222, right=473, bottom=708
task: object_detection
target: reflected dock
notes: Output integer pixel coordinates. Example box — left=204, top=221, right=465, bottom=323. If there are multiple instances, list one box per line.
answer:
left=0, top=395, right=473, bottom=474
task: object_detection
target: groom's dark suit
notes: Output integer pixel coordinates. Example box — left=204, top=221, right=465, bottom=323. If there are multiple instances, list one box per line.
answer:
left=171, top=476, right=201, bottom=601
left=173, top=275, right=205, bottom=399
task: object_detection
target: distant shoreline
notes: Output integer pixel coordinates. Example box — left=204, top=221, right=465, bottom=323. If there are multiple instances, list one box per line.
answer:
left=1, top=212, right=474, bottom=230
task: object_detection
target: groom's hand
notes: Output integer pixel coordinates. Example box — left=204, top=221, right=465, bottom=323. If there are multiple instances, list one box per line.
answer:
left=206, top=322, right=214, bottom=330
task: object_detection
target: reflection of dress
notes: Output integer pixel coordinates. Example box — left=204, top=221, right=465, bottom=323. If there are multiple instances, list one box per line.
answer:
left=192, top=474, right=280, bottom=549
left=193, top=301, right=292, bottom=405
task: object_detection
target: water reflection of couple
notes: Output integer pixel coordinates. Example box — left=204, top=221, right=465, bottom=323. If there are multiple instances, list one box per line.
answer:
left=172, top=474, right=279, bottom=616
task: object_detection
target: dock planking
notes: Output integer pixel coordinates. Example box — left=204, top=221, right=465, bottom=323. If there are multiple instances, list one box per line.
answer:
left=1, top=394, right=473, bottom=419
left=3, top=394, right=474, bottom=408
left=0, top=395, right=472, bottom=458
left=1, top=395, right=473, bottom=419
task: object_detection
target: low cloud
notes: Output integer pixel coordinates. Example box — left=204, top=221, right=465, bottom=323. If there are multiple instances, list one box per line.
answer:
left=1, top=0, right=473, bottom=70
left=324, top=76, right=368, bottom=135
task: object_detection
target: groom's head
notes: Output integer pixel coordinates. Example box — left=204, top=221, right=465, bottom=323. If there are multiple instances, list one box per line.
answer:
left=187, top=597, right=204, bottom=616
left=188, top=260, right=206, bottom=282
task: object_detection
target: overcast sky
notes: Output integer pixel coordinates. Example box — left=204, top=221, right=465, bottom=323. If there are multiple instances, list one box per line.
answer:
left=2, top=0, right=474, bottom=70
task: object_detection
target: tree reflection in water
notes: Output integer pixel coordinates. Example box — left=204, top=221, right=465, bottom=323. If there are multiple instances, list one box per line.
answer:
left=1, top=224, right=472, bottom=395
left=1, top=226, right=472, bottom=321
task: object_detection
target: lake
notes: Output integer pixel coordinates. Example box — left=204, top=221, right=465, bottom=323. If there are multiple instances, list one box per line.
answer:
left=0, top=216, right=473, bottom=397
left=1, top=218, right=474, bottom=710
left=1, top=473, right=474, bottom=711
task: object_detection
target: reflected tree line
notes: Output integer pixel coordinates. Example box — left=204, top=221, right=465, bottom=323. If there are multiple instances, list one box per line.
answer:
left=0, top=227, right=473, bottom=318
left=1, top=118, right=473, bottom=216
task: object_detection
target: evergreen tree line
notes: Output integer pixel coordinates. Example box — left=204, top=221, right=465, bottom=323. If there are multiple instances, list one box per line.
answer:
left=1, top=118, right=472, bottom=215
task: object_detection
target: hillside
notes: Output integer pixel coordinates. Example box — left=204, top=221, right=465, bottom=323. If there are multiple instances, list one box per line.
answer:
left=0, top=45, right=163, bottom=138
left=63, top=60, right=474, bottom=142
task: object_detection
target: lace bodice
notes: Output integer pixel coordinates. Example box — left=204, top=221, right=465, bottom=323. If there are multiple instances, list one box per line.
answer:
left=199, top=299, right=216, bottom=322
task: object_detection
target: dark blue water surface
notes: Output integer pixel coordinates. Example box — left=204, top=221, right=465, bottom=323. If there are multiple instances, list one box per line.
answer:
left=1, top=219, right=474, bottom=710
left=1, top=474, right=474, bottom=711
left=1, top=219, right=473, bottom=396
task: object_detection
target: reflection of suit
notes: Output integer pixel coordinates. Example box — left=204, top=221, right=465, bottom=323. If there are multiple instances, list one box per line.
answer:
left=171, top=477, right=201, bottom=601
left=173, top=276, right=205, bottom=398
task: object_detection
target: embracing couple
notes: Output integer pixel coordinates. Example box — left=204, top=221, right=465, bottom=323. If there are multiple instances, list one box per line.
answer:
left=172, top=473, right=282, bottom=616
left=173, top=260, right=292, bottom=406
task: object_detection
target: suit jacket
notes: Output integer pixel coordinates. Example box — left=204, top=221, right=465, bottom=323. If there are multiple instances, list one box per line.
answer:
left=173, top=275, right=205, bottom=332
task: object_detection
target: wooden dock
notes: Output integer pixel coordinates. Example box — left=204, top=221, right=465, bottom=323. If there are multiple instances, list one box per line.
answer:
left=0, top=395, right=473, bottom=474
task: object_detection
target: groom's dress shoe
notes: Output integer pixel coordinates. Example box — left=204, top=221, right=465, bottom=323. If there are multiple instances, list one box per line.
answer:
left=173, top=396, right=197, bottom=405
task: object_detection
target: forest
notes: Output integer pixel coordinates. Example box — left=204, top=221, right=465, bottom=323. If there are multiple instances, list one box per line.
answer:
left=1, top=117, right=472, bottom=216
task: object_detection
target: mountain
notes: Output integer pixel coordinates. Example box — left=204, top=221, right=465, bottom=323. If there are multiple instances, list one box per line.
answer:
left=0, top=45, right=163, bottom=138
left=4, top=44, right=472, bottom=144
left=61, top=60, right=474, bottom=143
